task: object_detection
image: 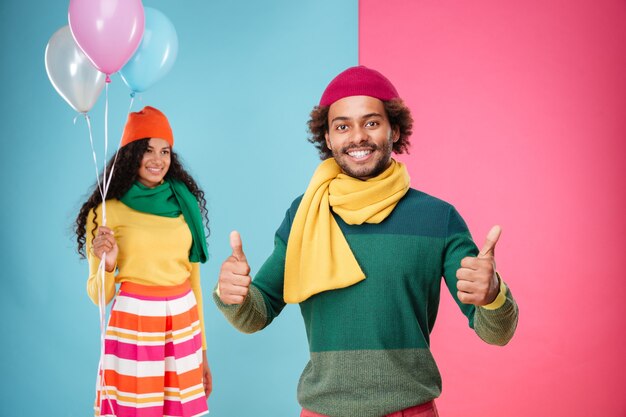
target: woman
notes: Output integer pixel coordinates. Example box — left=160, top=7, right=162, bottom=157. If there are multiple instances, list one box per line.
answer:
left=75, top=106, right=211, bottom=417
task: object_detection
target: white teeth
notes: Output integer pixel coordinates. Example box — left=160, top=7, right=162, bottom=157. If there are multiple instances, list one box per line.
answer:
left=348, top=150, right=372, bottom=159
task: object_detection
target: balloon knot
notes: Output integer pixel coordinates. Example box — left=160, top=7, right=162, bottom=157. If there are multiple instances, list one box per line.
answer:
left=105, top=74, right=111, bottom=83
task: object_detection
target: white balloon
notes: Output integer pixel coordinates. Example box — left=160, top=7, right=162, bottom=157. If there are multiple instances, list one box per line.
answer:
left=45, top=26, right=105, bottom=113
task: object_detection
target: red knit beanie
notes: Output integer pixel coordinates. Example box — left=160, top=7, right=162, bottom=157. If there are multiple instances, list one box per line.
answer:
left=120, top=106, right=174, bottom=147
left=319, top=66, right=399, bottom=107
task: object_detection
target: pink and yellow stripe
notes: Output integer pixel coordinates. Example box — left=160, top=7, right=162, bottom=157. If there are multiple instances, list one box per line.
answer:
left=95, top=281, right=208, bottom=417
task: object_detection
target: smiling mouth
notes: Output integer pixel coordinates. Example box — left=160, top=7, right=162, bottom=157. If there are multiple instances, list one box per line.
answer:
left=346, top=149, right=373, bottom=159
left=146, top=167, right=163, bottom=174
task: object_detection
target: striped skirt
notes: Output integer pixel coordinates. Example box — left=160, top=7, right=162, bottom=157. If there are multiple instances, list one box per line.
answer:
left=95, top=280, right=209, bottom=417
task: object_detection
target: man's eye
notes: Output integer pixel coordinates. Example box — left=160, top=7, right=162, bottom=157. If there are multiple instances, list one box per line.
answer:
left=336, top=125, right=348, bottom=131
left=366, top=121, right=379, bottom=127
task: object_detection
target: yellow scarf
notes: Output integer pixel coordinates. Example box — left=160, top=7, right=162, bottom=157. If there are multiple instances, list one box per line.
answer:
left=284, top=158, right=410, bottom=303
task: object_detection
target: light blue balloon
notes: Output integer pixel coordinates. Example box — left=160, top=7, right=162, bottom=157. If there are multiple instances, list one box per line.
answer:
left=119, top=7, right=178, bottom=93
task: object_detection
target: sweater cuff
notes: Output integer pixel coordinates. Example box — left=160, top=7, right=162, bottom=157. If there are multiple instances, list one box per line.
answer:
left=481, top=273, right=507, bottom=310
left=212, top=284, right=248, bottom=314
left=213, top=283, right=242, bottom=310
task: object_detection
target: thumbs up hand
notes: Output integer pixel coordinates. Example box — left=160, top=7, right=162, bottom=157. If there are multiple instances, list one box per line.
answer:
left=455, top=225, right=502, bottom=306
left=218, top=231, right=252, bottom=305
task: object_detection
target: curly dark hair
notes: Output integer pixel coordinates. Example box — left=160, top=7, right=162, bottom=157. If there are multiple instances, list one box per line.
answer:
left=307, top=98, right=414, bottom=160
left=74, top=138, right=209, bottom=258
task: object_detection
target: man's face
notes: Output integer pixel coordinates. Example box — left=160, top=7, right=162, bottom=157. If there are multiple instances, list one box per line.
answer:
left=325, top=95, right=399, bottom=181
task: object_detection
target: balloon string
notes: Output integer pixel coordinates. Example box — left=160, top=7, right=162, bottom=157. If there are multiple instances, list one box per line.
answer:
left=78, top=80, right=122, bottom=417
left=101, top=83, right=124, bottom=200
left=83, top=114, right=104, bottom=199
left=97, top=83, right=116, bottom=417
left=128, top=94, right=135, bottom=113
left=104, top=140, right=123, bottom=196
left=102, top=83, right=109, bottom=225
left=95, top=260, right=116, bottom=417
left=99, top=90, right=132, bottom=200
left=79, top=109, right=111, bottom=415
left=104, top=97, right=125, bottom=199
left=95, top=256, right=114, bottom=416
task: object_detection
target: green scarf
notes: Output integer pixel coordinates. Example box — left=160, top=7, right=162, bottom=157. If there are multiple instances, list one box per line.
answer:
left=120, top=179, right=208, bottom=263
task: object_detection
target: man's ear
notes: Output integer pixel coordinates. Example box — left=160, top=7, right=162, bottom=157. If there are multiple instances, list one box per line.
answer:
left=325, top=131, right=332, bottom=149
left=392, top=126, right=400, bottom=143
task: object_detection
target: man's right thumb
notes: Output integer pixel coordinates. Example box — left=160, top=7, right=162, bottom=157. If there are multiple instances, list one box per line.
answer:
left=230, top=230, right=246, bottom=261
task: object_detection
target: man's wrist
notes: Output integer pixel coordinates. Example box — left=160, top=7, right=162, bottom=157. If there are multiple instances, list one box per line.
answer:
left=481, top=273, right=507, bottom=310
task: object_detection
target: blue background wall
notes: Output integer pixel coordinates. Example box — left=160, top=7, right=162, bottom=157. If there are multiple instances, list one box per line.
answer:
left=0, top=1, right=357, bottom=416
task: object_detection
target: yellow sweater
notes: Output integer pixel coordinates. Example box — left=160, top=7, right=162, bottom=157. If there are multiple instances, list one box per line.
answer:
left=86, top=199, right=207, bottom=349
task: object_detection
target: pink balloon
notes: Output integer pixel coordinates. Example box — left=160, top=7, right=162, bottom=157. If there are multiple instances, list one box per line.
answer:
left=68, top=0, right=145, bottom=77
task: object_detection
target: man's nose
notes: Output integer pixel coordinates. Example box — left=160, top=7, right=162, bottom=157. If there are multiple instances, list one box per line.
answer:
left=353, top=125, right=369, bottom=142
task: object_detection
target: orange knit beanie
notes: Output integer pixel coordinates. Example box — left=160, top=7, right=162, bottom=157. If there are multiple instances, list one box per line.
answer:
left=120, top=106, right=174, bottom=147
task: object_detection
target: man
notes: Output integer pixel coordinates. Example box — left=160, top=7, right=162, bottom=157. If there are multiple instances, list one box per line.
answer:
left=214, top=66, right=518, bottom=417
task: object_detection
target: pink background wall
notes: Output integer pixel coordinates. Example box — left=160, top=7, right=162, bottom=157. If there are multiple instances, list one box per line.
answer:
left=360, top=1, right=626, bottom=415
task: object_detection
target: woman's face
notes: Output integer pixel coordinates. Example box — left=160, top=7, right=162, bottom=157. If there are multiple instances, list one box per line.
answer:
left=137, top=138, right=171, bottom=188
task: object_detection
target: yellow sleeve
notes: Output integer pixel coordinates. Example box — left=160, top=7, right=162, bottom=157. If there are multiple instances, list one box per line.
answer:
left=85, top=205, right=117, bottom=306
left=190, top=262, right=207, bottom=350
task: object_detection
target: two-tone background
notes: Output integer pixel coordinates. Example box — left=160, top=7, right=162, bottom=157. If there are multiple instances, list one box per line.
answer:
left=1, top=1, right=624, bottom=416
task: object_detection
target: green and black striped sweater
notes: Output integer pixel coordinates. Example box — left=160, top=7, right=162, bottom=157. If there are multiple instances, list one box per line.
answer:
left=214, top=188, right=518, bottom=417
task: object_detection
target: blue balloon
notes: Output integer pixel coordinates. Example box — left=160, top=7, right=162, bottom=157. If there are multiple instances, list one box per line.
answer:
left=119, top=7, right=178, bottom=93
